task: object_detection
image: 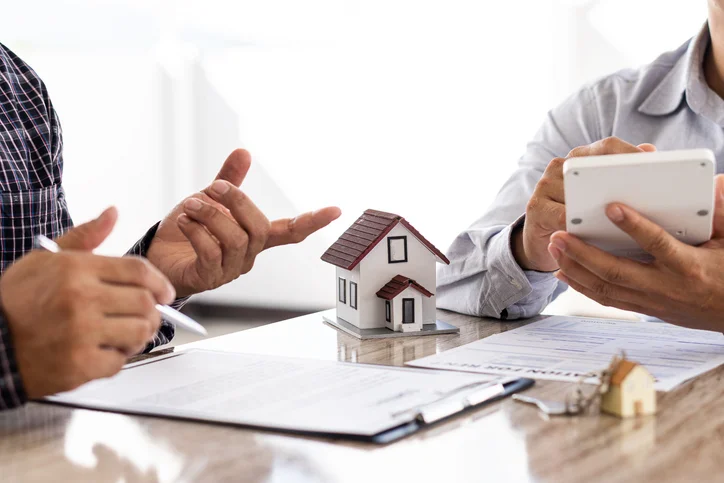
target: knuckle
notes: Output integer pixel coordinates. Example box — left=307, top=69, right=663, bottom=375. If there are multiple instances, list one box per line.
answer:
left=241, top=258, right=256, bottom=275
left=204, top=204, right=222, bottom=222
left=526, top=196, right=541, bottom=214
left=137, top=291, right=157, bottom=314
left=601, top=265, right=625, bottom=284
left=256, top=219, right=271, bottom=241
left=598, top=136, right=618, bottom=151
left=232, top=189, right=247, bottom=205
left=536, top=176, right=552, bottom=192
left=591, top=280, right=612, bottom=299
left=685, top=258, right=706, bottom=281
left=547, top=157, right=566, bottom=171
left=58, top=253, right=82, bottom=275
left=567, top=146, right=587, bottom=158
left=205, top=245, right=224, bottom=265
left=128, top=257, right=150, bottom=282
left=646, top=230, right=672, bottom=255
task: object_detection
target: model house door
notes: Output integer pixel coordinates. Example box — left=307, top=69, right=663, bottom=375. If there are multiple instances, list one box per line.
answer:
left=402, top=298, right=415, bottom=323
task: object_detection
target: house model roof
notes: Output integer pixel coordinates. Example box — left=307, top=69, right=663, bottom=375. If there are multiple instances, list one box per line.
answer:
left=321, top=209, right=450, bottom=270
left=610, top=360, right=649, bottom=386
left=376, top=275, right=434, bottom=300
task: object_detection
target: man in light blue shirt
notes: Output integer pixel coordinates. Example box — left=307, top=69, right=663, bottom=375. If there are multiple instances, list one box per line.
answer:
left=438, top=12, right=724, bottom=332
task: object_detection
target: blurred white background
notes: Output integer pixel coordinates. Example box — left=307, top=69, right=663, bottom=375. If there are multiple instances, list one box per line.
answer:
left=0, top=0, right=708, bottom=312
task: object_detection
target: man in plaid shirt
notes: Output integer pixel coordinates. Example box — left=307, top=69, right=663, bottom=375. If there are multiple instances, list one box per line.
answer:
left=0, top=43, right=341, bottom=410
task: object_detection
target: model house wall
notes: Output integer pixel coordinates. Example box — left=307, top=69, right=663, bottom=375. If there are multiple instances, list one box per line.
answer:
left=359, top=224, right=436, bottom=328
left=335, top=265, right=361, bottom=327
left=601, top=363, right=656, bottom=418
left=383, top=286, right=424, bottom=332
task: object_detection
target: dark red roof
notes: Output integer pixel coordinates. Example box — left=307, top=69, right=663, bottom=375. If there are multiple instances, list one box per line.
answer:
left=320, top=209, right=450, bottom=270
left=376, top=275, right=434, bottom=300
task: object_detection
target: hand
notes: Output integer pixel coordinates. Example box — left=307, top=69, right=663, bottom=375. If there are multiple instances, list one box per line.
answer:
left=512, top=137, right=656, bottom=271
left=549, top=174, right=724, bottom=332
left=146, top=149, right=342, bottom=297
left=2, top=208, right=176, bottom=399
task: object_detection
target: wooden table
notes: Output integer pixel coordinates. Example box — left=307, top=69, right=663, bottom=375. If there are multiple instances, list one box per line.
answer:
left=1, top=309, right=722, bottom=483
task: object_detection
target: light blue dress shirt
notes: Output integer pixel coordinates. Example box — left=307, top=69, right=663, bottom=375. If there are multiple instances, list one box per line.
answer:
left=437, top=23, right=724, bottom=319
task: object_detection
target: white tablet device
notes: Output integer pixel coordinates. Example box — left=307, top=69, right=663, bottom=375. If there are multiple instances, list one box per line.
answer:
left=563, top=149, right=716, bottom=260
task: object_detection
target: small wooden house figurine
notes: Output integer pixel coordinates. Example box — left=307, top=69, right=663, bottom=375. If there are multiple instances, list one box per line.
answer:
left=321, top=209, right=451, bottom=335
left=600, top=359, right=656, bottom=418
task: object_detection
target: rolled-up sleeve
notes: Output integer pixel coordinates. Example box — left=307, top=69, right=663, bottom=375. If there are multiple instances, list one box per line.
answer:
left=437, top=85, right=602, bottom=319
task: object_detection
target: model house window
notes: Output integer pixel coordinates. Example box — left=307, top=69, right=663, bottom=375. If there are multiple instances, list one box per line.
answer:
left=338, top=277, right=346, bottom=304
left=387, top=236, right=408, bottom=263
left=385, top=301, right=391, bottom=322
left=350, top=282, right=358, bottom=309
left=402, top=298, right=415, bottom=323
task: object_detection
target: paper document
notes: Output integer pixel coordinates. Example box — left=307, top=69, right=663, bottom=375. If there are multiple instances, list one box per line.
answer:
left=407, top=316, right=724, bottom=391
left=48, top=350, right=502, bottom=437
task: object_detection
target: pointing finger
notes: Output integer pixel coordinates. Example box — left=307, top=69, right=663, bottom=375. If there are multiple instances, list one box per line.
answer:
left=265, top=207, right=342, bottom=249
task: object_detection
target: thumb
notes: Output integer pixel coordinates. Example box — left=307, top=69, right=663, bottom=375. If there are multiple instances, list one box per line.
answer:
left=712, top=175, right=724, bottom=239
left=637, top=143, right=657, bottom=152
left=214, top=149, right=251, bottom=187
left=56, top=206, right=118, bottom=251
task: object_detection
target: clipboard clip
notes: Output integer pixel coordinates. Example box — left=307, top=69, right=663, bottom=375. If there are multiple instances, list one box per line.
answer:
left=414, top=382, right=505, bottom=425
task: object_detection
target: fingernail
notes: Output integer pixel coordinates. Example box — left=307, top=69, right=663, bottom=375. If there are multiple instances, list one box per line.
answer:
left=607, top=205, right=624, bottom=223
left=548, top=243, right=562, bottom=261
left=184, top=198, right=202, bottom=212
left=177, top=214, right=191, bottom=224
left=550, top=236, right=567, bottom=252
left=210, top=180, right=230, bottom=195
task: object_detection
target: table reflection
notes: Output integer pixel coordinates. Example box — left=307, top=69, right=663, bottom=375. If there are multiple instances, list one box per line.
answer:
left=63, top=410, right=201, bottom=482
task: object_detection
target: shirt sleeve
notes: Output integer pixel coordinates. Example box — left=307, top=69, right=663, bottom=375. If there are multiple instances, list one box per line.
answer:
left=436, top=85, right=603, bottom=319
left=0, top=311, right=27, bottom=410
left=126, top=222, right=190, bottom=352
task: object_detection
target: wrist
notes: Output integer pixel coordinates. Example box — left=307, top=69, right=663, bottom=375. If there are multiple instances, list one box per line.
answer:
left=511, top=222, right=534, bottom=271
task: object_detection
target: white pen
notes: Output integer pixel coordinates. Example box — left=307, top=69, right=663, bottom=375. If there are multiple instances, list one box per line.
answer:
left=34, top=234, right=208, bottom=336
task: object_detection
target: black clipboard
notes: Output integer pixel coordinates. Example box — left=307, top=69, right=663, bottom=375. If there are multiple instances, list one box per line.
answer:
left=369, top=377, right=534, bottom=444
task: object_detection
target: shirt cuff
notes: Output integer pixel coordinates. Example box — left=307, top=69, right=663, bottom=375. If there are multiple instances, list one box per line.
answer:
left=484, top=216, right=557, bottom=318
left=0, top=311, right=28, bottom=409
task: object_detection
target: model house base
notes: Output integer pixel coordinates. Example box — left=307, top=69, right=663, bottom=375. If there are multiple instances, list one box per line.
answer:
left=322, top=314, right=459, bottom=340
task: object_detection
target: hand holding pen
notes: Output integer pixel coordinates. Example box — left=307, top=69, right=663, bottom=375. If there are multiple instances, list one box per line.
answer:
left=0, top=208, right=204, bottom=400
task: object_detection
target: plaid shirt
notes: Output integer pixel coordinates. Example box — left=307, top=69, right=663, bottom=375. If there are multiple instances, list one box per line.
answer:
left=0, top=43, right=179, bottom=410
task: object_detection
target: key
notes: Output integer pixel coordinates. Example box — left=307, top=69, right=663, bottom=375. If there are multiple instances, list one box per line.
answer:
left=512, top=394, right=579, bottom=416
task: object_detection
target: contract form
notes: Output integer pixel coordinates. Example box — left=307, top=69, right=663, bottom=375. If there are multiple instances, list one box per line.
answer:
left=47, top=349, right=515, bottom=441
left=408, top=316, right=724, bottom=391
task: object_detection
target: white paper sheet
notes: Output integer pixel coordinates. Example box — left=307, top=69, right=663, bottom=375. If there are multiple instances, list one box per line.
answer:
left=48, top=350, right=501, bottom=436
left=407, top=316, right=724, bottom=391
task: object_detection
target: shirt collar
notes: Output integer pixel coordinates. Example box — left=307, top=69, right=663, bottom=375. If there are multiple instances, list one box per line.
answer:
left=638, top=22, right=709, bottom=116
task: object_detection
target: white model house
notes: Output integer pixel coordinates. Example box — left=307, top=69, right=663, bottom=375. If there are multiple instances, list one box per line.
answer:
left=321, top=209, right=450, bottom=332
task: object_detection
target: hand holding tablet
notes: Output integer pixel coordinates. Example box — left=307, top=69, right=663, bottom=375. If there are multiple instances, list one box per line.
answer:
left=563, top=148, right=716, bottom=260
